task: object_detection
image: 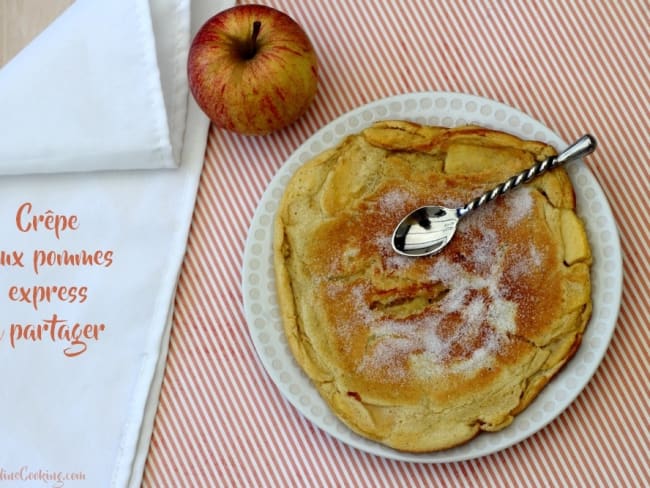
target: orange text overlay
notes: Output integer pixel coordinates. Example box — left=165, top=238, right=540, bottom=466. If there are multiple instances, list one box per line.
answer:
left=7, top=314, right=106, bottom=358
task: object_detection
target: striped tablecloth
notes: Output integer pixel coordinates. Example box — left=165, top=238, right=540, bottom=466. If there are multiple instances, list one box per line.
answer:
left=143, top=1, right=649, bottom=486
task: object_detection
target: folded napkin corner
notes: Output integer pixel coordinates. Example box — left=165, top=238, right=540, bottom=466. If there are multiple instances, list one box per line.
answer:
left=0, top=0, right=191, bottom=175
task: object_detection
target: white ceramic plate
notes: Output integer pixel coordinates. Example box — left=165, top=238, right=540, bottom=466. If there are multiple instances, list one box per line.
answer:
left=242, top=92, right=622, bottom=462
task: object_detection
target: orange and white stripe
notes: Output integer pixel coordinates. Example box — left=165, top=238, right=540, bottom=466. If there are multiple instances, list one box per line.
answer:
left=143, top=1, right=650, bottom=486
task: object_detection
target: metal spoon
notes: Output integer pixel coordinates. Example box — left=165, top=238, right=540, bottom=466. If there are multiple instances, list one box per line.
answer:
left=391, top=134, right=597, bottom=257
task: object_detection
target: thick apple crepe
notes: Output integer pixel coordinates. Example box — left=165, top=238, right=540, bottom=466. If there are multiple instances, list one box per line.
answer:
left=273, top=121, right=592, bottom=452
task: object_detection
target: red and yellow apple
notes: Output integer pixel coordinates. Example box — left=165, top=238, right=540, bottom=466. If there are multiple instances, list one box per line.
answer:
left=187, top=4, right=318, bottom=135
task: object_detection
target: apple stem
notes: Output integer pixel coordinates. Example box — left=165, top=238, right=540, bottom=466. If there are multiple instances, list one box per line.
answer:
left=243, top=20, right=262, bottom=60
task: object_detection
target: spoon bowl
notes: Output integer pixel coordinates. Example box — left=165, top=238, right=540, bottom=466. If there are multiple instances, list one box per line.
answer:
left=392, top=206, right=459, bottom=256
left=391, top=134, right=597, bottom=257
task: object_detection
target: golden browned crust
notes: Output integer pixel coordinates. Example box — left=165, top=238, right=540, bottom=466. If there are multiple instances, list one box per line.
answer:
left=274, top=121, right=592, bottom=452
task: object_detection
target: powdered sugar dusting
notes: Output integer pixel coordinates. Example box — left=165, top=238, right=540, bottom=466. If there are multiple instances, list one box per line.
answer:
left=507, top=186, right=534, bottom=226
left=507, top=242, right=544, bottom=280
left=321, top=185, right=542, bottom=382
left=432, top=258, right=517, bottom=334
left=342, top=249, right=518, bottom=381
left=378, top=188, right=412, bottom=213
left=464, top=295, right=486, bottom=325
left=530, top=244, right=542, bottom=267
left=469, top=227, right=498, bottom=271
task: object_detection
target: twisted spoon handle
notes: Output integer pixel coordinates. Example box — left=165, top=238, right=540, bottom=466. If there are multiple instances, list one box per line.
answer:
left=457, top=134, right=597, bottom=218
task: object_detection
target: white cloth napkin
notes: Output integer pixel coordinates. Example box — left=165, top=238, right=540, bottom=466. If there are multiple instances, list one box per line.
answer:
left=0, top=0, right=233, bottom=487
left=0, top=0, right=190, bottom=174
